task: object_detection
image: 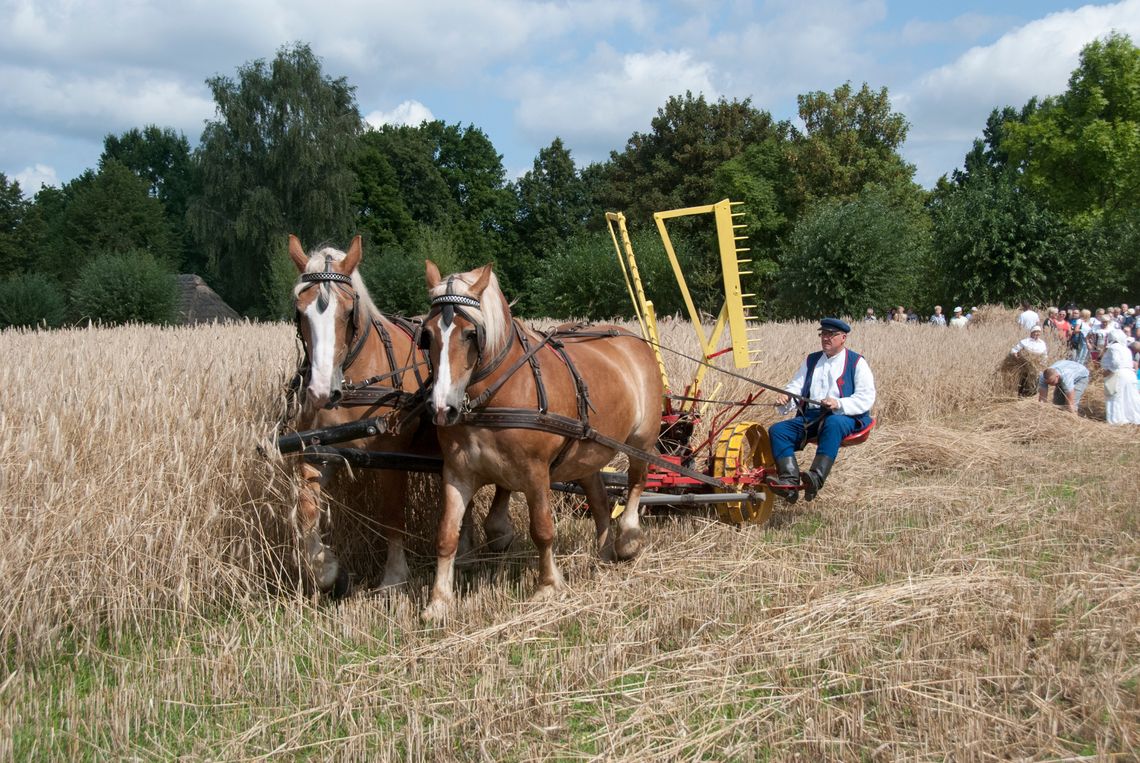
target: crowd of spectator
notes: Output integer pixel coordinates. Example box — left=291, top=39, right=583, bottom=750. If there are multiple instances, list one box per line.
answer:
left=862, top=300, right=1140, bottom=424
left=863, top=304, right=978, bottom=327
left=1007, top=301, right=1140, bottom=425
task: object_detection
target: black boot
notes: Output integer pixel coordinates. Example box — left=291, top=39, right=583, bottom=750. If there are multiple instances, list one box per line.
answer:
left=803, top=454, right=835, bottom=502
left=766, top=456, right=801, bottom=504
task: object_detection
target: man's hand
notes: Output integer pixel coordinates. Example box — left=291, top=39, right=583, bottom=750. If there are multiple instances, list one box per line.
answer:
left=821, top=397, right=841, bottom=411
left=775, top=393, right=790, bottom=407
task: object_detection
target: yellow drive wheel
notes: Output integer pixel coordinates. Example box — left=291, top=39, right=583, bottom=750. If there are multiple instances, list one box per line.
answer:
left=710, top=421, right=776, bottom=525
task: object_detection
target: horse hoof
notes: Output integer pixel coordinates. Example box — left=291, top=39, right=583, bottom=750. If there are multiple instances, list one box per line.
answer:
left=614, top=528, right=644, bottom=561
left=421, top=599, right=451, bottom=624
left=530, top=583, right=563, bottom=602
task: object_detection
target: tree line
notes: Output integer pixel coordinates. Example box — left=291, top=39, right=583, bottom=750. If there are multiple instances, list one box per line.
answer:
left=2, top=34, right=1138, bottom=328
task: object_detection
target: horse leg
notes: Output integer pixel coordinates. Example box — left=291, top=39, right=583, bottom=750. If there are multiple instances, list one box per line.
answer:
left=483, top=486, right=516, bottom=553
left=295, top=460, right=347, bottom=596
left=524, top=480, right=565, bottom=601
left=579, top=472, right=615, bottom=561
left=457, top=497, right=478, bottom=562
left=422, top=468, right=478, bottom=623
left=374, top=470, right=410, bottom=588
left=614, top=457, right=647, bottom=561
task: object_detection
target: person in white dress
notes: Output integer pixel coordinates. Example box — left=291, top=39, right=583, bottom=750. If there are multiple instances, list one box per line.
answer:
left=1101, top=329, right=1140, bottom=424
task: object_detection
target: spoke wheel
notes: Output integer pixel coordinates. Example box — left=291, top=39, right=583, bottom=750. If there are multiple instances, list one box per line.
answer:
left=711, top=421, right=775, bottom=525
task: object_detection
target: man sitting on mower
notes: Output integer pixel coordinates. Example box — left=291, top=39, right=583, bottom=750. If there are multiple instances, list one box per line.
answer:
left=767, top=317, right=877, bottom=502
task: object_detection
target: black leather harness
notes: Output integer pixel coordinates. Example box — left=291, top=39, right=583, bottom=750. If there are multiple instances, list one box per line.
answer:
left=422, top=294, right=722, bottom=487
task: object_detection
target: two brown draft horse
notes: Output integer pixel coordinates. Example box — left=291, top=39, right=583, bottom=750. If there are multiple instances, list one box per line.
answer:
left=419, top=261, right=663, bottom=622
left=286, top=236, right=513, bottom=596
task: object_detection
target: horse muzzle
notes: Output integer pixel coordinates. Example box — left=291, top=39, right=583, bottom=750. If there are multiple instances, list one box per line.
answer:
left=306, top=370, right=343, bottom=409
left=426, top=400, right=462, bottom=427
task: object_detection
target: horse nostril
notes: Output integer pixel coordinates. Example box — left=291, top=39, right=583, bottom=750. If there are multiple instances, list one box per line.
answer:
left=328, top=390, right=342, bottom=406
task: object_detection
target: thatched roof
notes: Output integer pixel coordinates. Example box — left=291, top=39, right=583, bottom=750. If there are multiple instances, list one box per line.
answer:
left=175, top=274, right=240, bottom=325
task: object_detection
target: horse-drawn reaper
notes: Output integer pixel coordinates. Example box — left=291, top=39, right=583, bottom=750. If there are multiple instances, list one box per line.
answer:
left=276, top=201, right=873, bottom=617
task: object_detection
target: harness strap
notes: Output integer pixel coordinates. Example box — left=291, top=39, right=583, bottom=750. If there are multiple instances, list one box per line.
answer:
left=514, top=324, right=549, bottom=414
left=465, top=320, right=553, bottom=410
left=548, top=338, right=594, bottom=422
left=461, top=408, right=722, bottom=489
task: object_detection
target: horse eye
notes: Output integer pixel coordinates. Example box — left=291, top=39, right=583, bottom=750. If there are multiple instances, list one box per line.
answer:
left=462, top=328, right=478, bottom=343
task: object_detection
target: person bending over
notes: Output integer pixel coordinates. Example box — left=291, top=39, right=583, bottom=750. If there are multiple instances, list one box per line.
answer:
left=1037, top=360, right=1089, bottom=414
left=767, top=318, right=876, bottom=502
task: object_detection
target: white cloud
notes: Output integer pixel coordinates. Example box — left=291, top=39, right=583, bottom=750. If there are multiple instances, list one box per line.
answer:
left=513, top=47, right=717, bottom=163
left=13, top=163, right=58, bottom=195
left=364, top=101, right=435, bottom=129
left=899, top=0, right=1140, bottom=185
left=0, top=64, right=214, bottom=138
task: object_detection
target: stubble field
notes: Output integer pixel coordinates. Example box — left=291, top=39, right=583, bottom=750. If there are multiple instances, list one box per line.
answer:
left=0, top=313, right=1137, bottom=760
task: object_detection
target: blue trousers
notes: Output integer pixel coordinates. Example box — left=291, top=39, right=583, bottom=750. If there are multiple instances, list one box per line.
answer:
left=769, top=410, right=859, bottom=460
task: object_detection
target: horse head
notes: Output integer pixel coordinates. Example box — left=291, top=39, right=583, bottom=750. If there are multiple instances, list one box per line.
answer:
left=422, top=260, right=508, bottom=426
left=289, top=234, right=367, bottom=409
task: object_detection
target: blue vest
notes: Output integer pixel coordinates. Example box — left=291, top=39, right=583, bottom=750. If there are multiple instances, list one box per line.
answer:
left=800, top=349, right=872, bottom=427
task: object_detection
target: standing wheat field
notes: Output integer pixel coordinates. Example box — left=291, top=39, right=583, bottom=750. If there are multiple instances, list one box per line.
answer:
left=0, top=315, right=1136, bottom=760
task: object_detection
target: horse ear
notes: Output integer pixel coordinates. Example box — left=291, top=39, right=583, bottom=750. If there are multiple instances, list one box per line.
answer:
left=469, top=263, right=493, bottom=296
left=342, top=235, right=362, bottom=273
left=288, top=235, right=308, bottom=272
left=425, top=260, right=442, bottom=289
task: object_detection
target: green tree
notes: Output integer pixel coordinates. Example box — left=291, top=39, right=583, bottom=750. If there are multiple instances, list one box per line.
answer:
left=41, top=161, right=179, bottom=282
left=189, top=42, right=362, bottom=316
left=70, top=251, right=178, bottom=325
left=516, top=138, right=590, bottom=256
left=596, top=92, right=790, bottom=226
left=102, top=125, right=201, bottom=271
left=421, top=120, right=516, bottom=274
left=928, top=169, right=1058, bottom=306
left=786, top=82, right=916, bottom=206
left=777, top=186, right=931, bottom=318
left=511, top=138, right=591, bottom=308
left=352, top=131, right=416, bottom=250
left=352, top=121, right=517, bottom=300
left=0, top=273, right=67, bottom=328
left=954, top=103, right=1038, bottom=183
left=0, top=173, right=30, bottom=273
left=1004, top=32, right=1140, bottom=220
left=361, top=124, right=458, bottom=227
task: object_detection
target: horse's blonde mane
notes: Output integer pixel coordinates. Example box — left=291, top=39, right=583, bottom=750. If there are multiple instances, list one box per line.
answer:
left=427, top=267, right=510, bottom=357
left=293, top=245, right=382, bottom=321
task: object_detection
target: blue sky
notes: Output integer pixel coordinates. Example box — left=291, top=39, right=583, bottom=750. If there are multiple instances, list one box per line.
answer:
left=3, top=0, right=1139, bottom=195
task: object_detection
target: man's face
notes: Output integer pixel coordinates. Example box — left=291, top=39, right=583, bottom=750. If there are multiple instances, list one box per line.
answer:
left=934, top=306, right=942, bottom=315
left=820, top=329, right=847, bottom=356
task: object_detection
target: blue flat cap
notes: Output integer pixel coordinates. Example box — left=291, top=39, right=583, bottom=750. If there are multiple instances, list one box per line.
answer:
left=819, top=317, right=851, bottom=333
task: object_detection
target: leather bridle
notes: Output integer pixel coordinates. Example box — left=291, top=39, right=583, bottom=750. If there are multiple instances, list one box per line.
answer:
left=421, top=285, right=514, bottom=386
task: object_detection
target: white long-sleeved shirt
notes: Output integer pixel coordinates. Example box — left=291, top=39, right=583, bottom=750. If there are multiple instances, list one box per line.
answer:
left=1010, top=337, right=1047, bottom=356
left=778, top=348, right=876, bottom=416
